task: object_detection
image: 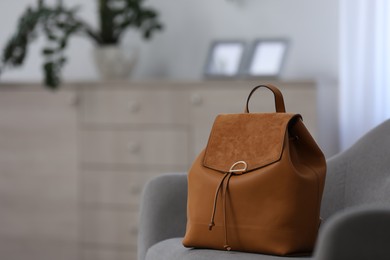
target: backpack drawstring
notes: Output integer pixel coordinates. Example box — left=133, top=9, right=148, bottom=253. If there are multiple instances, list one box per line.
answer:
left=208, top=172, right=233, bottom=251
left=208, top=172, right=230, bottom=231
left=208, top=161, right=247, bottom=251
left=222, top=172, right=233, bottom=251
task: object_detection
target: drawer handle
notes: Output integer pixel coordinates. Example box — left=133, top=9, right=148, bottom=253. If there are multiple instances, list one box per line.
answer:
left=128, top=142, right=141, bottom=154
left=190, top=93, right=203, bottom=106
left=127, top=101, right=141, bottom=113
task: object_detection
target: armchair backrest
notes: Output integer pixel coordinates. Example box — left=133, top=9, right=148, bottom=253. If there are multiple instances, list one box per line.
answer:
left=321, top=119, right=390, bottom=220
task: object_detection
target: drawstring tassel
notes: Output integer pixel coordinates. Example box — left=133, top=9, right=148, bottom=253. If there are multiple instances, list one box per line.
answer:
left=224, top=245, right=232, bottom=251
left=208, top=222, right=215, bottom=230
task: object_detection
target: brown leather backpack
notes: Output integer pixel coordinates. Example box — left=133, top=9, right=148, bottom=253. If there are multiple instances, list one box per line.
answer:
left=182, top=84, right=326, bottom=256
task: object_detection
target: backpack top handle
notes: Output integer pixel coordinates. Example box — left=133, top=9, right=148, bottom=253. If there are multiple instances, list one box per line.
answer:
left=245, top=84, right=286, bottom=113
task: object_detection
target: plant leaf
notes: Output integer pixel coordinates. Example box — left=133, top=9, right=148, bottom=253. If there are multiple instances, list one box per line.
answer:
left=42, top=48, right=55, bottom=55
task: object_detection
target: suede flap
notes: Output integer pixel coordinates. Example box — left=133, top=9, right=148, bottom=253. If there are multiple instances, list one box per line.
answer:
left=203, top=113, right=300, bottom=173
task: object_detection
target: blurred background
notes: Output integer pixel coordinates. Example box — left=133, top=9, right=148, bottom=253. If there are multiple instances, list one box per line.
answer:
left=1, top=0, right=338, bottom=82
left=0, top=0, right=388, bottom=259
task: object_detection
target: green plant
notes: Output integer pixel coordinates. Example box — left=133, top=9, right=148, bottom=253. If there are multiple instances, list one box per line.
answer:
left=0, top=0, right=163, bottom=89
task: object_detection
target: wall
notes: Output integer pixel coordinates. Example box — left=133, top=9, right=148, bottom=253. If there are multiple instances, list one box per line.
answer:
left=0, top=0, right=339, bottom=83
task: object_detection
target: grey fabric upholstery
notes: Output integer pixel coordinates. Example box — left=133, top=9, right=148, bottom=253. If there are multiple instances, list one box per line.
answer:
left=315, top=206, right=390, bottom=260
left=320, top=119, right=390, bottom=220
left=146, top=238, right=310, bottom=260
left=137, top=173, right=188, bottom=260
left=139, top=119, right=390, bottom=260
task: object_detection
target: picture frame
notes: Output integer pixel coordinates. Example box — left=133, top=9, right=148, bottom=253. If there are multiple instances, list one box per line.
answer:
left=204, top=40, right=245, bottom=78
left=244, top=39, right=289, bottom=78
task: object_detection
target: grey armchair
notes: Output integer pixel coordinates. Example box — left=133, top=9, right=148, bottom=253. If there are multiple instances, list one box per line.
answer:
left=138, top=119, right=390, bottom=260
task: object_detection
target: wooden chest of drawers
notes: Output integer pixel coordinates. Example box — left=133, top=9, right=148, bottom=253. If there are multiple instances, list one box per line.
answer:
left=0, top=80, right=318, bottom=260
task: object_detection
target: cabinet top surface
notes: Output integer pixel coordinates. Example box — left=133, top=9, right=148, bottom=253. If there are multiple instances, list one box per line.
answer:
left=0, top=79, right=316, bottom=91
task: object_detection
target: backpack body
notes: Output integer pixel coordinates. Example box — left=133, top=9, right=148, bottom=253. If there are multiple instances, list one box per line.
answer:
left=182, top=85, right=326, bottom=255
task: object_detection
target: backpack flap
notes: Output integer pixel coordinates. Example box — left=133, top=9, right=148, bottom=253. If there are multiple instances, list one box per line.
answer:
left=203, top=113, right=301, bottom=173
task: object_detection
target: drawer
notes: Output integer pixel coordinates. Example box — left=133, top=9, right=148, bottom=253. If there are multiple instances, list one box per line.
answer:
left=189, top=89, right=250, bottom=124
left=81, top=208, right=138, bottom=248
left=0, top=200, right=78, bottom=241
left=79, top=89, right=189, bottom=125
left=80, top=129, right=189, bottom=166
left=0, top=238, right=78, bottom=260
left=189, top=87, right=316, bottom=122
left=81, top=170, right=170, bottom=207
left=81, top=247, right=135, bottom=260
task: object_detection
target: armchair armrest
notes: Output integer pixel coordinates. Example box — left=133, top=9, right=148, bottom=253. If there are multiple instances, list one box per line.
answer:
left=315, top=205, right=390, bottom=260
left=138, top=173, right=188, bottom=260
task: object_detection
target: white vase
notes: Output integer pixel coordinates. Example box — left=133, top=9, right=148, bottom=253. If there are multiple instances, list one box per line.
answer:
left=93, top=45, right=138, bottom=80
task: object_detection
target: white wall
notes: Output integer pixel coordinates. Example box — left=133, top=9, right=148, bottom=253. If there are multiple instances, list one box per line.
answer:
left=0, top=0, right=339, bottom=83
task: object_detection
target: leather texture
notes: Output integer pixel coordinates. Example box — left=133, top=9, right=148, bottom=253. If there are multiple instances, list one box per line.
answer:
left=204, top=113, right=301, bottom=172
left=182, top=84, right=327, bottom=256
